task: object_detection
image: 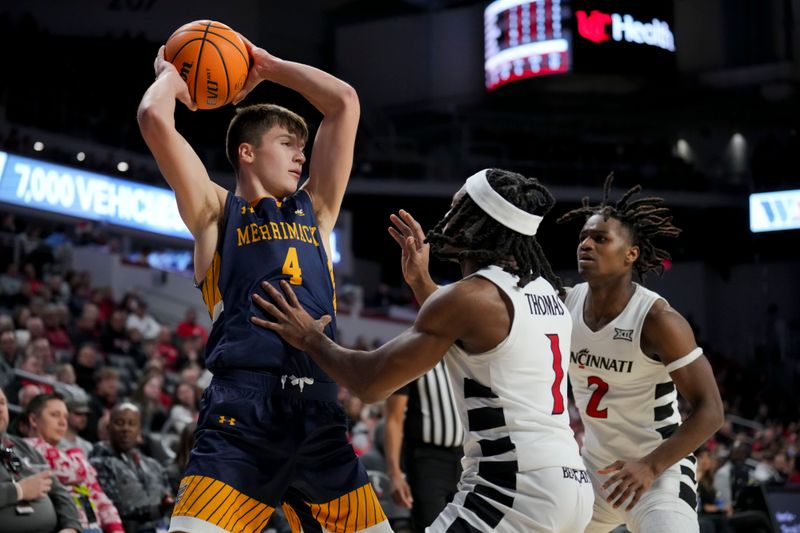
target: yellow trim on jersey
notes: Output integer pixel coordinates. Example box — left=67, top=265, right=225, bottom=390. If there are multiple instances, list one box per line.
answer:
left=308, top=483, right=387, bottom=532
left=173, top=475, right=274, bottom=533
left=201, top=252, right=222, bottom=320
left=249, top=196, right=282, bottom=208
left=328, top=257, right=337, bottom=314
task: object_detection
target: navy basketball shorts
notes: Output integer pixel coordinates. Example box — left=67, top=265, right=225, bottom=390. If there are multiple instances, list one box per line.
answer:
left=169, top=370, right=391, bottom=533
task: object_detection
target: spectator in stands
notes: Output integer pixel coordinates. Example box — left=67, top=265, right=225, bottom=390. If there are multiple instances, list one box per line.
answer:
left=754, top=450, right=789, bottom=485
left=0, top=388, right=82, bottom=533
left=125, top=299, right=160, bottom=342
left=100, top=310, right=133, bottom=357
left=174, top=307, right=207, bottom=343
left=174, top=333, right=204, bottom=371
left=714, top=441, right=755, bottom=509
left=155, top=327, right=178, bottom=370
left=90, top=403, right=173, bottom=533
left=69, top=303, right=102, bottom=349
left=72, top=342, right=101, bottom=394
left=696, top=445, right=733, bottom=533
left=59, top=398, right=93, bottom=458
left=44, top=274, right=70, bottom=305
left=160, top=381, right=198, bottom=440
left=85, top=368, right=121, bottom=443
left=24, top=392, right=124, bottom=532
left=27, top=337, right=56, bottom=373
left=714, top=441, right=773, bottom=532
left=88, top=288, right=114, bottom=323
left=24, top=316, right=45, bottom=343
left=53, top=363, right=89, bottom=403
left=0, top=263, right=24, bottom=305
left=129, top=370, right=168, bottom=435
left=20, top=262, right=43, bottom=296
left=0, top=330, right=20, bottom=388
left=165, top=422, right=195, bottom=495
left=0, top=314, right=13, bottom=332
left=177, top=363, right=205, bottom=391
left=4, top=352, right=52, bottom=404
left=42, top=304, right=72, bottom=360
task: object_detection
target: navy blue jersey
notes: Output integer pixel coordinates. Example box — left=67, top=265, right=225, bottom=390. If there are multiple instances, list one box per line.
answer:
left=199, top=190, right=337, bottom=379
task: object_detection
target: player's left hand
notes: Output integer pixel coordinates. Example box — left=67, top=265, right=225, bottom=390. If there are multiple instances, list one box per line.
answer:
left=388, top=209, right=431, bottom=290
left=251, top=280, right=332, bottom=352
left=598, top=459, right=657, bottom=511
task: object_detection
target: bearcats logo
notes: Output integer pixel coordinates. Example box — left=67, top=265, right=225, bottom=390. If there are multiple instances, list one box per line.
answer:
left=613, top=328, right=634, bottom=342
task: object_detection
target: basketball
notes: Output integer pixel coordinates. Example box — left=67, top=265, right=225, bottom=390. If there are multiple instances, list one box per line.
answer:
left=165, top=20, right=250, bottom=110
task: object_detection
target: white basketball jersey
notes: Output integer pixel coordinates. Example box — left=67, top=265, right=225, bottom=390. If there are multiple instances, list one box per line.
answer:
left=565, top=282, right=682, bottom=466
left=444, top=265, right=584, bottom=475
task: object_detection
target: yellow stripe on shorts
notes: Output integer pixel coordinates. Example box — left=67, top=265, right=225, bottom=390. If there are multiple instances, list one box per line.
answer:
left=308, top=483, right=387, bottom=533
left=173, top=475, right=274, bottom=533
left=282, top=503, right=303, bottom=533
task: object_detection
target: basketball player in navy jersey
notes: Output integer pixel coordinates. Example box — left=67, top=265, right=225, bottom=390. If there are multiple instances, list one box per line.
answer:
left=252, top=169, right=594, bottom=532
left=138, top=34, right=393, bottom=533
left=557, top=174, right=724, bottom=533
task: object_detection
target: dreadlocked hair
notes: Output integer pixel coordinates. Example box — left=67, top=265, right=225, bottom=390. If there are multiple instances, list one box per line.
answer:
left=556, top=172, right=681, bottom=279
left=427, top=168, right=563, bottom=292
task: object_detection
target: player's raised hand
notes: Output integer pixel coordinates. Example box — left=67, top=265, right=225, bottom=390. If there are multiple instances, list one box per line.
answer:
left=388, top=210, right=431, bottom=290
left=232, top=34, right=272, bottom=105
left=153, top=46, right=197, bottom=111
left=251, top=281, right=331, bottom=352
left=598, top=459, right=657, bottom=511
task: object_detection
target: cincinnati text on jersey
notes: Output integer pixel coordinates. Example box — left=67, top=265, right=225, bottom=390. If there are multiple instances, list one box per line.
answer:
left=236, top=221, right=320, bottom=247
left=570, top=348, right=634, bottom=373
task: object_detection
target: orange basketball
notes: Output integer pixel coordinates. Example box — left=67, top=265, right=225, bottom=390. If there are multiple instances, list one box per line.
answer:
left=165, top=20, right=250, bottom=110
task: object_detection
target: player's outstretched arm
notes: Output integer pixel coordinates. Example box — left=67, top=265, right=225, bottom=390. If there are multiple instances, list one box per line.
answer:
left=137, top=47, right=226, bottom=283
left=233, top=35, right=359, bottom=238
left=251, top=280, right=468, bottom=403
left=600, top=301, right=724, bottom=511
left=388, top=210, right=438, bottom=305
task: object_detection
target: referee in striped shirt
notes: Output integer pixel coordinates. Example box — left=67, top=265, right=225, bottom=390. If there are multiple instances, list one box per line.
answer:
left=384, top=360, right=464, bottom=532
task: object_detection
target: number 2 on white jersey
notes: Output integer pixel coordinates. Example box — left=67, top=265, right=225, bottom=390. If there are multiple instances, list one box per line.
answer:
left=585, top=376, right=609, bottom=418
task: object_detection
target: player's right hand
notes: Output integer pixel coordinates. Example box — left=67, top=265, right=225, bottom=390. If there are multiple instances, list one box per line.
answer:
left=154, top=45, right=197, bottom=111
left=389, top=471, right=413, bottom=508
left=251, top=281, right=332, bottom=353
left=388, top=210, right=431, bottom=290
left=18, top=470, right=53, bottom=501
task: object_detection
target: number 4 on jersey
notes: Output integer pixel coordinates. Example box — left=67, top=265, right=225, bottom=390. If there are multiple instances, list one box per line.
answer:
left=282, top=247, right=303, bottom=285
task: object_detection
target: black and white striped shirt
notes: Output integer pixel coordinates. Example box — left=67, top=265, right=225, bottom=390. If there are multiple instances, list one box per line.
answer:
left=398, top=361, right=463, bottom=448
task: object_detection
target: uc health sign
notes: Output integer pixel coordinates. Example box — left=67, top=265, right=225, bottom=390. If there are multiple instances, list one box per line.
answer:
left=0, top=151, right=191, bottom=240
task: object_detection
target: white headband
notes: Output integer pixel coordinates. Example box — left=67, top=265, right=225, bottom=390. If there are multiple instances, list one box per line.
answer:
left=464, top=169, right=542, bottom=236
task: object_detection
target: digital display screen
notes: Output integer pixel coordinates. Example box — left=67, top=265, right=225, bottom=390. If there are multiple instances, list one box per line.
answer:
left=750, top=189, right=800, bottom=233
left=764, top=486, right=800, bottom=531
left=484, top=0, right=570, bottom=91
left=0, top=151, right=191, bottom=240
left=570, top=0, right=676, bottom=74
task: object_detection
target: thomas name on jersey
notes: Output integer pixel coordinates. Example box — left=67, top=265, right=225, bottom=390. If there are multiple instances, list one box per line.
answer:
left=525, top=292, right=565, bottom=316
left=570, top=348, right=634, bottom=373
left=236, top=220, right=320, bottom=248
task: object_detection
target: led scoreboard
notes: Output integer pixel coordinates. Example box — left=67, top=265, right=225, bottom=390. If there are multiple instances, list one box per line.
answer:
left=484, top=0, right=570, bottom=91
